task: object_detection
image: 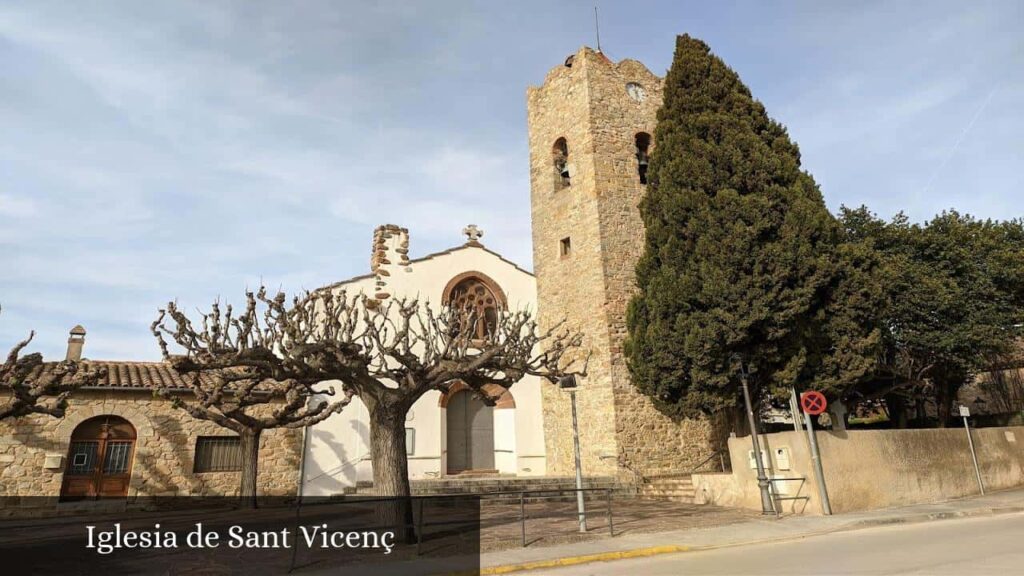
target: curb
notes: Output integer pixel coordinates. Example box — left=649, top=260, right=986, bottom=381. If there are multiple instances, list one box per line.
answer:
left=848, top=505, right=1024, bottom=529
left=464, top=505, right=1024, bottom=575
left=471, top=545, right=689, bottom=575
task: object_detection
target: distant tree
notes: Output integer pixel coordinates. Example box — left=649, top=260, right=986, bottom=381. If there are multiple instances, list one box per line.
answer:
left=625, top=35, right=878, bottom=421
left=153, top=288, right=586, bottom=527
left=1, top=307, right=106, bottom=421
left=838, top=208, right=1024, bottom=426
left=975, top=361, right=1024, bottom=417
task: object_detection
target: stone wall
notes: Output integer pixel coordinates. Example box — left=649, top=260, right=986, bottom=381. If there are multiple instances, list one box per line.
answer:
left=693, top=426, right=1024, bottom=514
left=528, top=47, right=713, bottom=478
left=0, top=390, right=301, bottom=507
left=529, top=47, right=618, bottom=477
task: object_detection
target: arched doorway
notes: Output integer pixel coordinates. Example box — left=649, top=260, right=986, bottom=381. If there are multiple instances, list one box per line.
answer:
left=445, top=389, right=495, bottom=473
left=60, top=415, right=136, bottom=500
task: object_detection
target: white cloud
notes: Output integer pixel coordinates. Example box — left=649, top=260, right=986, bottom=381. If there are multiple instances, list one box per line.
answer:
left=1, top=0, right=1020, bottom=361
left=0, top=194, right=36, bottom=217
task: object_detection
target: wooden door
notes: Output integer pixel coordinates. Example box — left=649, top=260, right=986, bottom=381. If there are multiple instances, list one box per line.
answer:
left=446, top=390, right=494, bottom=473
left=467, top=396, right=495, bottom=470
left=60, top=416, right=136, bottom=500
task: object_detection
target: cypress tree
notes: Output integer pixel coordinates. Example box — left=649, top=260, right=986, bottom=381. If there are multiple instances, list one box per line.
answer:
left=625, top=35, right=862, bottom=417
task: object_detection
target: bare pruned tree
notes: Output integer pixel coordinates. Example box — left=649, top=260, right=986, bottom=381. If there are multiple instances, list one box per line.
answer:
left=152, top=286, right=587, bottom=526
left=151, top=290, right=357, bottom=507
left=306, top=290, right=588, bottom=503
left=1, top=307, right=106, bottom=421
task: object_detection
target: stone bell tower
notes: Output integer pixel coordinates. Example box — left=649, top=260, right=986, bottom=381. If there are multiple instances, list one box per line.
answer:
left=528, top=47, right=712, bottom=478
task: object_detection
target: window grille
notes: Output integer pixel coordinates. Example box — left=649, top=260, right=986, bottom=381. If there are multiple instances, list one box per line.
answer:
left=194, top=436, right=243, bottom=473
left=67, top=441, right=98, bottom=475
left=102, top=441, right=133, bottom=474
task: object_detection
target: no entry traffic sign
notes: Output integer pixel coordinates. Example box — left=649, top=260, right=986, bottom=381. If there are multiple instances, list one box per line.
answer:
left=800, top=391, right=828, bottom=416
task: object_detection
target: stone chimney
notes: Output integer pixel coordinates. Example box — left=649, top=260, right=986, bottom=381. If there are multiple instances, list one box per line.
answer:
left=66, top=325, right=86, bottom=361
left=369, top=224, right=411, bottom=304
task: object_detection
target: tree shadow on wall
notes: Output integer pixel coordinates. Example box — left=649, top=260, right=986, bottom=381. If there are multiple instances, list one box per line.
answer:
left=133, top=415, right=206, bottom=497
left=301, top=419, right=370, bottom=496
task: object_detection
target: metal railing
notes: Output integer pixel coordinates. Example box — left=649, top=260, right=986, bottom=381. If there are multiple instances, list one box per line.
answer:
left=287, top=485, right=619, bottom=571
left=638, top=448, right=730, bottom=484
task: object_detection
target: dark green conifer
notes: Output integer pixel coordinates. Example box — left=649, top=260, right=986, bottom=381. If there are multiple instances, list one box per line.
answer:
left=625, top=35, right=872, bottom=417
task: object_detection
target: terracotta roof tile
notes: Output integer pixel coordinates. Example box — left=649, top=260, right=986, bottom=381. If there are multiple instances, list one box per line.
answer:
left=22, top=360, right=217, bottom=391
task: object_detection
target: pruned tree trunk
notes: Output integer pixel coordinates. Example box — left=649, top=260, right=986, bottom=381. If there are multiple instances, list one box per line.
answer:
left=368, top=401, right=414, bottom=542
left=239, top=429, right=262, bottom=508
left=935, top=386, right=954, bottom=428
left=885, top=394, right=908, bottom=429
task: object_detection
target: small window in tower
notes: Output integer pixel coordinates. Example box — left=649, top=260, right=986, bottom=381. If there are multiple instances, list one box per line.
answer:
left=560, top=237, right=572, bottom=258
left=553, top=137, right=570, bottom=190
left=635, top=132, right=651, bottom=185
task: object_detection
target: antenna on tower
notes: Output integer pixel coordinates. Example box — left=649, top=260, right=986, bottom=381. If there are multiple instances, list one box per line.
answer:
left=594, top=6, right=602, bottom=53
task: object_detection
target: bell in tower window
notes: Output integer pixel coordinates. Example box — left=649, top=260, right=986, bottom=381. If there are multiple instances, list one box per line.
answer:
left=635, top=132, right=651, bottom=185
left=553, top=137, right=570, bottom=189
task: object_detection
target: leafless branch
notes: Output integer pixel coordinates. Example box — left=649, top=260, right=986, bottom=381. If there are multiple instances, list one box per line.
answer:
left=1, top=306, right=106, bottom=420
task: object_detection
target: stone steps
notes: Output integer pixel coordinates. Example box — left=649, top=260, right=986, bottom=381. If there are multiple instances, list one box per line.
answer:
left=638, top=474, right=697, bottom=504
left=353, top=476, right=636, bottom=504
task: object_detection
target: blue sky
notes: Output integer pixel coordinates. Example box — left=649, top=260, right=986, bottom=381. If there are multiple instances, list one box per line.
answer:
left=1, top=1, right=1021, bottom=360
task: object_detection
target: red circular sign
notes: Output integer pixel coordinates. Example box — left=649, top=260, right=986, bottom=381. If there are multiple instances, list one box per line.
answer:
left=800, top=391, right=828, bottom=416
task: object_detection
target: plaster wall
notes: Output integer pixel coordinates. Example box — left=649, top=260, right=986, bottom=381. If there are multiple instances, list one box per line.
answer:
left=693, top=426, right=1024, bottom=515
left=302, top=241, right=547, bottom=494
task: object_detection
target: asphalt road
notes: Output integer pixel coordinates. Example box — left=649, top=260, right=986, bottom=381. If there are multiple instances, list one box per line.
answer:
left=534, top=512, right=1024, bottom=575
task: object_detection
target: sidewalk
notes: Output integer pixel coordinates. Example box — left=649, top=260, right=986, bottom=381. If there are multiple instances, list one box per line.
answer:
left=474, top=487, right=1024, bottom=574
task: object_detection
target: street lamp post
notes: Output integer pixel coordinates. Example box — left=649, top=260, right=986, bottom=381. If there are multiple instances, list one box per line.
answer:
left=560, top=375, right=587, bottom=533
left=734, top=356, right=776, bottom=516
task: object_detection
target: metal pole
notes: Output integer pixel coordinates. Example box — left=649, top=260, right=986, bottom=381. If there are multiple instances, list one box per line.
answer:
left=570, top=390, right=587, bottom=532
left=789, top=388, right=804, bottom=434
left=803, top=409, right=833, bottom=515
left=416, top=498, right=424, bottom=555
left=963, top=414, right=985, bottom=495
left=519, top=492, right=526, bottom=547
left=606, top=488, right=614, bottom=536
left=289, top=424, right=311, bottom=573
left=740, top=370, right=776, bottom=515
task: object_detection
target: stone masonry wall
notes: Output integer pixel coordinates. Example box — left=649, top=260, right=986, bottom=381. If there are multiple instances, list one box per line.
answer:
left=0, top=390, right=301, bottom=506
left=529, top=48, right=619, bottom=476
left=585, top=52, right=714, bottom=474
left=528, top=47, right=713, bottom=478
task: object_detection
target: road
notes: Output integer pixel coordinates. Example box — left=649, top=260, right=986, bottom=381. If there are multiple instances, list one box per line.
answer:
left=534, top=512, right=1024, bottom=575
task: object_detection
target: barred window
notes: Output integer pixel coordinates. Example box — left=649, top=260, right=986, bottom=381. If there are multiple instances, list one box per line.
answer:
left=194, top=436, right=242, bottom=473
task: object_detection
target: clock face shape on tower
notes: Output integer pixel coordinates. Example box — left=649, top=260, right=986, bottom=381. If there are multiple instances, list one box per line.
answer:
left=626, top=82, right=646, bottom=102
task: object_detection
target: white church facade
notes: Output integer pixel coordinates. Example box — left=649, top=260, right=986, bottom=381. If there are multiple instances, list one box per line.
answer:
left=300, top=225, right=548, bottom=495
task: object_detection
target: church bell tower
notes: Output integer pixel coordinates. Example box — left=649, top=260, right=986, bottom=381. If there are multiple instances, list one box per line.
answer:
left=528, top=47, right=712, bottom=477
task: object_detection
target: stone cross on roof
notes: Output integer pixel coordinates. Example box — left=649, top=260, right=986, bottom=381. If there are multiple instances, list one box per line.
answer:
left=463, top=224, right=484, bottom=245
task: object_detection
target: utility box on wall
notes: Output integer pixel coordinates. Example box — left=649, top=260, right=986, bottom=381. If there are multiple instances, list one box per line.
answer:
left=774, top=447, right=791, bottom=471
left=747, top=449, right=770, bottom=470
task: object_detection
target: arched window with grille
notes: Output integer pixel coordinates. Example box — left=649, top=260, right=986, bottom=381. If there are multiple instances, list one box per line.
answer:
left=443, top=274, right=506, bottom=340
